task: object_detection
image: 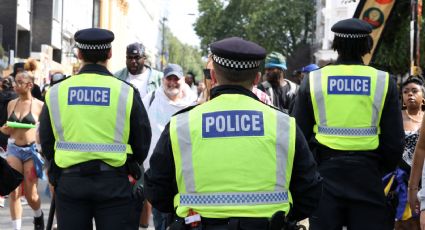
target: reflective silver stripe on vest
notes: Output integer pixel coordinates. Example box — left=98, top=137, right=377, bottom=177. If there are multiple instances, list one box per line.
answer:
left=49, top=85, right=65, bottom=140
left=114, top=82, right=131, bottom=143
left=311, top=70, right=327, bottom=125
left=317, top=126, right=377, bottom=136
left=371, top=70, right=387, bottom=126
left=176, top=112, right=196, bottom=193
left=180, top=191, right=289, bottom=206
left=56, top=141, right=126, bottom=153
left=275, top=112, right=290, bottom=190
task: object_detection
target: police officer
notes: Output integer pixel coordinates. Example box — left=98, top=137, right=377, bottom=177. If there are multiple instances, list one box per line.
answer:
left=39, top=28, right=151, bottom=229
left=144, top=37, right=322, bottom=230
left=292, top=18, right=404, bottom=229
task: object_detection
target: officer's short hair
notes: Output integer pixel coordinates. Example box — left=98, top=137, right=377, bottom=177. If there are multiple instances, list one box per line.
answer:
left=331, top=18, right=373, bottom=58
left=212, top=62, right=258, bottom=84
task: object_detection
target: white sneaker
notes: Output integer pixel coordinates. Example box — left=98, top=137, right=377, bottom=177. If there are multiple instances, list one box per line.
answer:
left=0, top=196, right=5, bottom=208
left=0, top=147, right=6, bottom=159
left=20, top=197, right=28, bottom=206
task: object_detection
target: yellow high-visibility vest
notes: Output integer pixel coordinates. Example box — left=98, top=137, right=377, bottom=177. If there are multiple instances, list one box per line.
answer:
left=309, top=65, right=389, bottom=150
left=170, top=94, right=296, bottom=218
left=45, top=73, right=134, bottom=168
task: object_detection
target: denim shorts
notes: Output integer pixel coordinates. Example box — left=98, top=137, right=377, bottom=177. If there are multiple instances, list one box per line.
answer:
left=7, top=142, right=34, bottom=162
left=7, top=142, right=45, bottom=179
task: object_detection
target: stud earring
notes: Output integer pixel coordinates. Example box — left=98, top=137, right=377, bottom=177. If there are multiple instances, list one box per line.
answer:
left=402, top=103, right=407, bottom=110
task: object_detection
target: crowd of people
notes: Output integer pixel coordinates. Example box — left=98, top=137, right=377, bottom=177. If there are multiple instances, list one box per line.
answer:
left=0, top=17, right=424, bottom=230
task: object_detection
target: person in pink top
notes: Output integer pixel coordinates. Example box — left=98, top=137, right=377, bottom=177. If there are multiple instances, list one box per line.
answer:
left=252, top=86, right=272, bottom=105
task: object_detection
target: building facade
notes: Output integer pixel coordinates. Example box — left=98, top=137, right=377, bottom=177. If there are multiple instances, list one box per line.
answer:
left=0, top=0, right=163, bottom=80
left=99, top=0, right=162, bottom=72
left=313, top=0, right=359, bottom=65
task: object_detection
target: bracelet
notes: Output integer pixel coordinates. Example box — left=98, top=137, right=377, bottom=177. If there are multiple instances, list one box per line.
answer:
left=408, top=187, right=419, bottom=191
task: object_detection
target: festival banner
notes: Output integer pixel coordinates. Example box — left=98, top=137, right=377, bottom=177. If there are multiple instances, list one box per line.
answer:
left=354, top=0, right=397, bottom=64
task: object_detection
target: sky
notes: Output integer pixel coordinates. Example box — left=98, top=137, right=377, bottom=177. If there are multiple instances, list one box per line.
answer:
left=163, top=0, right=201, bottom=47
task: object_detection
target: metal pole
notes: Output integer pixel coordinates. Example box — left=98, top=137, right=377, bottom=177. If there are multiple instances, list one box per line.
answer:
left=411, top=0, right=417, bottom=75
left=417, top=0, right=422, bottom=68
left=161, top=17, right=167, bottom=71
left=46, top=193, right=55, bottom=230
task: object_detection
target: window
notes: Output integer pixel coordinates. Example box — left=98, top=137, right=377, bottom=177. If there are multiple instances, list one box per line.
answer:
left=52, top=0, right=62, bottom=21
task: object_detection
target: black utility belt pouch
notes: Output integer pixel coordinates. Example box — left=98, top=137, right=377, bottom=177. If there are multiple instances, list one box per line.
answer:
left=169, top=216, right=279, bottom=230
left=168, top=218, right=186, bottom=230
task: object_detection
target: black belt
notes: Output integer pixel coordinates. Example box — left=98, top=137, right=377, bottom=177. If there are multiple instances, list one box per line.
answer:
left=202, top=217, right=269, bottom=227
left=171, top=214, right=285, bottom=230
left=14, top=141, right=36, bottom=148
left=62, top=161, right=125, bottom=174
left=317, top=149, right=379, bottom=161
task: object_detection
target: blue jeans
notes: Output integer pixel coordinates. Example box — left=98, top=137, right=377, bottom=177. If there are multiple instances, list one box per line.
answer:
left=152, top=208, right=170, bottom=230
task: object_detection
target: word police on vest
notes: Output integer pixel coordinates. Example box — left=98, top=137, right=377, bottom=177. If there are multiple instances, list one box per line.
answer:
left=328, top=76, right=371, bottom=95
left=68, top=86, right=110, bottom=106
left=202, top=110, right=264, bottom=138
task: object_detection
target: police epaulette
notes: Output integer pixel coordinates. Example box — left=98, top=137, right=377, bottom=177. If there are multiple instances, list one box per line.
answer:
left=48, top=75, right=73, bottom=90
left=263, top=103, right=291, bottom=116
left=114, top=77, right=140, bottom=93
left=172, top=104, right=199, bottom=117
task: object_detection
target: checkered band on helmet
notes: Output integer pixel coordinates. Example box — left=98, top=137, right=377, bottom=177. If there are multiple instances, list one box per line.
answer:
left=334, top=33, right=369, bottom=38
left=212, top=54, right=261, bottom=69
left=76, top=42, right=112, bottom=50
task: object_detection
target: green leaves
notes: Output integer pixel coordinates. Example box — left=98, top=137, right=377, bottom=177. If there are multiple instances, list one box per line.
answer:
left=371, top=0, right=424, bottom=74
left=195, top=0, right=315, bottom=58
left=165, top=28, right=204, bottom=80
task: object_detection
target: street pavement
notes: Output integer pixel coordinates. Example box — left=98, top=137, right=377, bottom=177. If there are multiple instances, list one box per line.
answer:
left=0, top=179, right=154, bottom=229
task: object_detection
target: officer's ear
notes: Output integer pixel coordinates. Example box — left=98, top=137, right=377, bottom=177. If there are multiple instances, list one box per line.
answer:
left=107, top=49, right=112, bottom=59
left=210, top=68, right=218, bottom=86
left=76, top=49, right=84, bottom=60
left=253, top=72, right=261, bottom=86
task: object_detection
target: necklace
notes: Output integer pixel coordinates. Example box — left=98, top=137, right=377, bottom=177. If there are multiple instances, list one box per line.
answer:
left=405, top=110, right=424, bottom=123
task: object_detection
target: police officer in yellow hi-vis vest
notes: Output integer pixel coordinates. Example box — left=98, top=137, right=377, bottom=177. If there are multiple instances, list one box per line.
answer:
left=39, top=28, right=151, bottom=230
left=293, top=18, right=404, bottom=230
left=144, top=37, right=322, bottom=230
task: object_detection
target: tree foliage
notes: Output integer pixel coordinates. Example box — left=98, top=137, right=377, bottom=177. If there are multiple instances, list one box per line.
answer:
left=373, top=0, right=425, bottom=75
left=194, top=0, right=315, bottom=59
left=164, top=28, right=205, bottom=81
left=194, top=0, right=425, bottom=75
left=0, top=44, right=4, bottom=58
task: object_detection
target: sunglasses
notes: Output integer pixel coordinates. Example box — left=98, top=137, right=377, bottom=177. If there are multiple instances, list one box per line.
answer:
left=15, top=80, right=30, bottom=86
left=203, top=68, right=211, bottom=80
left=126, top=55, right=143, bottom=60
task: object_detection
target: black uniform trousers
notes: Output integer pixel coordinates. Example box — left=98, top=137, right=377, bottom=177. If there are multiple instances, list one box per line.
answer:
left=309, top=154, right=392, bottom=230
left=55, top=170, right=136, bottom=230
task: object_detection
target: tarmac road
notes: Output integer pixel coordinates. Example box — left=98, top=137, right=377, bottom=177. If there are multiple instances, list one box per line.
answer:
left=0, top=179, right=154, bottom=230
